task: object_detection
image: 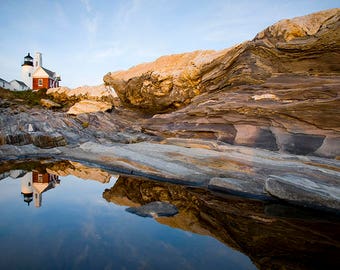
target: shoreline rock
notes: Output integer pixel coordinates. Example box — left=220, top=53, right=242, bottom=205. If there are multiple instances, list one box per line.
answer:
left=0, top=139, right=339, bottom=213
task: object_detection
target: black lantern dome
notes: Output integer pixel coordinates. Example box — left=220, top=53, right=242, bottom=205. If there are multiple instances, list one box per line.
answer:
left=22, top=53, right=33, bottom=67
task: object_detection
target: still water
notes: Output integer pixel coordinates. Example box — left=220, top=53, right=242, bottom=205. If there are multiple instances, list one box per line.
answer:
left=0, top=159, right=339, bottom=270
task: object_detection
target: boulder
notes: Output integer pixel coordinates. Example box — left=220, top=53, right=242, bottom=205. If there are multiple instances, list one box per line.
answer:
left=67, top=100, right=113, bottom=115
left=47, top=84, right=117, bottom=104
left=31, top=132, right=67, bottom=148
left=126, top=201, right=178, bottom=218
left=40, top=98, right=61, bottom=109
left=265, top=175, right=340, bottom=211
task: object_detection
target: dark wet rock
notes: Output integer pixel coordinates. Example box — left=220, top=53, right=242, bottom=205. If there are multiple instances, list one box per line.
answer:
left=126, top=201, right=178, bottom=218
left=208, top=177, right=268, bottom=199
left=5, top=133, right=32, bottom=145
left=31, top=132, right=67, bottom=148
left=265, top=175, right=340, bottom=211
left=278, top=133, right=325, bottom=155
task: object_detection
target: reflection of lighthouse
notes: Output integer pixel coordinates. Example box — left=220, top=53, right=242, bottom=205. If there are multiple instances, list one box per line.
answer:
left=21, top=172, right=33, bottom=206
left=20, top=171, right=60, bottom=208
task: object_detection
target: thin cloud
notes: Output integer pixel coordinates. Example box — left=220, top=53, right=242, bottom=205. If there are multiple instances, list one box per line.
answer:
left=85, top=15, right=98, bottom=34
left=80, top=0, right=92, bottom=13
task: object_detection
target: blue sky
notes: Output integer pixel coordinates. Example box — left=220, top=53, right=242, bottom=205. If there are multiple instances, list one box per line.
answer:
left=0, top=0, right=338, bottom=88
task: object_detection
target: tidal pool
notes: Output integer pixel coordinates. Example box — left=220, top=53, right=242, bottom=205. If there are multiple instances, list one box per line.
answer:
left=0, top=159, right=339, bottom=270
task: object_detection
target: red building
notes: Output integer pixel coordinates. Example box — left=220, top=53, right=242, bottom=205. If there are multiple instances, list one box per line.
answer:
left=32, top=66, right=61, bottom=90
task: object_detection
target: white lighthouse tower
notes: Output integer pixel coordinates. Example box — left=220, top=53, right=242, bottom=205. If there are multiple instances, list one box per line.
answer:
left=21, top=53, right=34, bottom=89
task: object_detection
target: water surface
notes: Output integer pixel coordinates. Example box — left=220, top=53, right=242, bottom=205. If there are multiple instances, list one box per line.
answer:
left=0, top=159, right=339, bottom=270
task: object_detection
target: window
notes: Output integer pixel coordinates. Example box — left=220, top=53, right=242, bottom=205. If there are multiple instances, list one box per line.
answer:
left=38, top=79, right=43, bottom=86
left=28, top=73, right=31, bottom=77
left=38, top=174, right=43, bottom=183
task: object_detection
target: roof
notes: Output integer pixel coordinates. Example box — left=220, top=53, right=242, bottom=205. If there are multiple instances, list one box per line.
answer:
left=33, top=66, right=56, bottom=79
left=10, top=80, right=28, bottom=88
left=42, top=67, right=55, bottom=78
left=0, top=78, right=9, bottom=83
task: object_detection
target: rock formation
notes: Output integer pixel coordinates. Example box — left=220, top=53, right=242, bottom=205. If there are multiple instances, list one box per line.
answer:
left=103, top=8, right=340, bottom=157
left=142, top=74, right=340, bottom=157
left=47, top=84, right=117, bottom=103
left=104, top=8, right=339, bottom=112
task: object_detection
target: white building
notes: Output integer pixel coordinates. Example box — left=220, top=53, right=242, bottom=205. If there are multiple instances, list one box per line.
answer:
left=10, top=80, right=29, bottom=91
left=0, top=78, right=11, bottom=90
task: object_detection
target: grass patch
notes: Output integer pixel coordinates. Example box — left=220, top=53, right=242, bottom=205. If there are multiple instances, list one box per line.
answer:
left=0, top=87, right=50, bottom=106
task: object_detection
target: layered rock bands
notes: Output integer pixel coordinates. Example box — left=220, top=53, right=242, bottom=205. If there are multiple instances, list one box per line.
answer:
left=104, top=8, right=340, bottom=157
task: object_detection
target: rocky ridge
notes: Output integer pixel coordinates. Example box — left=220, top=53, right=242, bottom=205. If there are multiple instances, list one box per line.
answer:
left=104, top=8, right=339, bottom=112
left=104, top=8, right=340, bottom=157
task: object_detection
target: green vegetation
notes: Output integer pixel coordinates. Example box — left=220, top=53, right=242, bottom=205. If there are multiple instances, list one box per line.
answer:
left=0, top=87, right=50, bottom=107
left=81, top=121, right=89, bottom=128
left=0, top=87, right=77, bottom=110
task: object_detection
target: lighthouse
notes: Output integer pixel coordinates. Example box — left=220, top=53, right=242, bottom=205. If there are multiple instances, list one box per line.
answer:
left=20, top=172, right=33, bottom=206
left=21, top=53, right=34, bottom=89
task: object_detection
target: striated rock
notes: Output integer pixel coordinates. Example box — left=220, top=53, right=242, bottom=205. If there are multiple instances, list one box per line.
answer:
left=143, top=74, right=340, bottom=157
left=265, top=175, right=340, bottom=211
left=0, top=104, right=153, bottom=147
left=57, top=139, right=340, bottom=211
left=104, top=8, right=340, bottom=112
left=40, top=98, right=61, bottom=109
left=67, top=100, right=113, bottom=115
left=104, top=49, right=230, bottom=112
left=126, top=201, right=178, bottom=218
left=31, top=132, right=67, bottom=148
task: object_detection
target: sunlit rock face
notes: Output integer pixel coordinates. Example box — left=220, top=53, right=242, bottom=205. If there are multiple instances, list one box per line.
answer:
left=103, top=9, right=340, bottom=157
left=47, top=84, right=117, bottom=103
left=104, top=8, right=339, bottom=112
left=103, top=175, right=340, bottom=270
left=67, top=100, right=113, bottom=115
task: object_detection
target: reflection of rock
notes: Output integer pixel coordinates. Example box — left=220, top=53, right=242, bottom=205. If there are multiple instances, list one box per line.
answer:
left=46, top=160, right=113, bottom=183
left=103, top=175, right=340, bottom=270
left=126, top=201, right=178, bottom=218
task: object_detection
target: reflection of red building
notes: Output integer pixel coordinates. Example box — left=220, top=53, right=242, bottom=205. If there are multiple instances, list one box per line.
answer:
left=32, top=171, right=59, bottom=183
left=21, top=171, right=60, bottom=207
